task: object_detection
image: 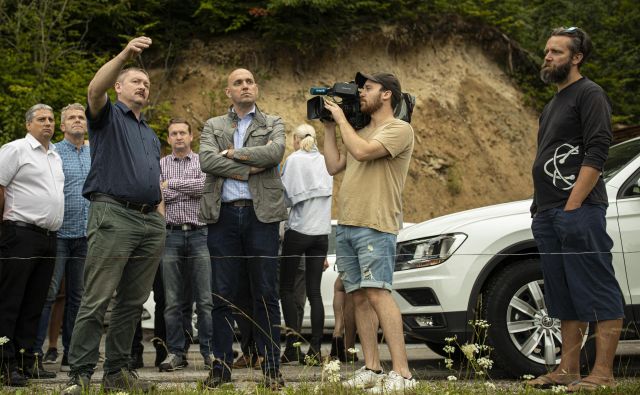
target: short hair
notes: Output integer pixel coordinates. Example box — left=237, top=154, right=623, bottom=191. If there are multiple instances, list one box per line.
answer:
left=168, top=118, right=192, bottom=134
left=550, top=26, right=592, bottom=67
left=293, top=123, right=316, bottom=152
left=60, top=103, right=86, bottom=123
left=117, top=67, right=150, bottom=82
left=25, top=104, right=53, bottom=123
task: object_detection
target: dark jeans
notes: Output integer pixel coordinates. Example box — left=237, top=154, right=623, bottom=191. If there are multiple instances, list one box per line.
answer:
left=163, top=227, right=213, bottom=358
left=33, top=237, right=86, bottom=357
left=207, top=205, right=281, bottom=374
left=0, top=223, right=56, bottom=369
left=532, top=204, right=624, bottom=321
left=68, top=202, right=165, bottom=376
left=280, top=229, right=328, bottom=348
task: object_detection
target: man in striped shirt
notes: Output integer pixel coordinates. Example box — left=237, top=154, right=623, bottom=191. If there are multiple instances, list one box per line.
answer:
left=158, top=118, right=214, bottom=371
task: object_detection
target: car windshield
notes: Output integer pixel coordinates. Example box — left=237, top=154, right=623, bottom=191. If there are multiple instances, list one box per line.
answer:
left=604, top=138, right=640, bottom=182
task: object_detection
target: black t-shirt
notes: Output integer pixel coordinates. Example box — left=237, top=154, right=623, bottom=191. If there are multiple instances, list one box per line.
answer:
left=531, top=77, right=612, bottom=215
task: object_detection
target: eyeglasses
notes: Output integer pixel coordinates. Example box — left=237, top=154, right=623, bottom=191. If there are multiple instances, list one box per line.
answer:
left=560, top=26, right=579, bottom=34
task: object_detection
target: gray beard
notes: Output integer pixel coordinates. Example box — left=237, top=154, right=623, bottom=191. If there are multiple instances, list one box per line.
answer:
left=540, top=61, right=571, bottom=85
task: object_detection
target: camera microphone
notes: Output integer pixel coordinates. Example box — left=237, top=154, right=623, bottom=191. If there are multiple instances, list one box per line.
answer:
left=309, top=87, right=330, bottom=95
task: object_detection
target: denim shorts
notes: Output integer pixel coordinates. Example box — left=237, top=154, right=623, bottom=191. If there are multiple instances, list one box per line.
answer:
left=532, top=204, right=624, bottom=322
left=335, top=225, right=397, bottom=293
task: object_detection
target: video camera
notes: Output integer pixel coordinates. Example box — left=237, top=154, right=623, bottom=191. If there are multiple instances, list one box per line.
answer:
left=306, top=82, right=371, bottom=130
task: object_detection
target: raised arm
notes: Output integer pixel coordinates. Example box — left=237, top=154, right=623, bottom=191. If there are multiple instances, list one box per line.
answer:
left=323, top=121, right=347, bottom=175
left=324, top=98, right=389, bottom=162
left=87, top=36, right=152, bottom=118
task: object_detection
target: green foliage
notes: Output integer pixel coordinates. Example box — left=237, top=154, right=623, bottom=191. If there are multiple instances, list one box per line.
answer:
left=0, top=0, right=638, bottom=147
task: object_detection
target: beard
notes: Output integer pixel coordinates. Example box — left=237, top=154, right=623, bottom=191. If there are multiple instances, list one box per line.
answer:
left=361, top=95, right=383, bottom=115
left=540, top=59, right=571, bottom=85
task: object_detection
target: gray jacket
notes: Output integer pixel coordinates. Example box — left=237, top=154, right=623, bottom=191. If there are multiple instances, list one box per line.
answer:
left=199, top=106, right=287, bottom=224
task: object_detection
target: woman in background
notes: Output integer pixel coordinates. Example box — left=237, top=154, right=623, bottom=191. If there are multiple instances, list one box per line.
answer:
left=279, top=124, right=333, bottom=365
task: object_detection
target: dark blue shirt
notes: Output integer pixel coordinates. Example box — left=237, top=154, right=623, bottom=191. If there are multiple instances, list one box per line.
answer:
left=82, top=100, right=162, bottom=205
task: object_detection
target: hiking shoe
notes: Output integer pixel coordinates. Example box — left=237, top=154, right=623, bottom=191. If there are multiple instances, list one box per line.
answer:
left=204, top=361, right=231, bottom=389
left=232, top=354, right=252, bottom=369
left=368, top=370, right=417, bottom=394
left=264, top=370, right=285, bottom=391
left=60, top=354, right=71, bottom=372
left=20, top=360, right=57, bottom=379
left=3, top=367, right=28, bottom=387
left=61, top=373, right=91, bottom=395
left=102, top=369, right=154, bottom=393
left=342, top=366, right=385, bottom=389
left=159, top=353, right=186, bottom=372
left=43, top=348, right=59, bottom=364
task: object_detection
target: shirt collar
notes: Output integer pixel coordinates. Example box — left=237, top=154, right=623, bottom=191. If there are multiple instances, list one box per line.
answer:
left=115, top=100, right=148, bottom=125
left=231, top=105, right=256, bottom=120
left=25, top=133, right=55, bottom=152
left=60, top=138, right=86, bottom=151
left=169, top=151, right=196, bottom=161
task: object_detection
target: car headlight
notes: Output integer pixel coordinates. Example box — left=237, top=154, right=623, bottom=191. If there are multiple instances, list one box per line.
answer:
left=395, top=233, right=467, bottom=271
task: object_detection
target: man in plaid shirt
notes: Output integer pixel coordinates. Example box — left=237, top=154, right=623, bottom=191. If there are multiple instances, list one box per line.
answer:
left=158, top=118, right=214, bottom=371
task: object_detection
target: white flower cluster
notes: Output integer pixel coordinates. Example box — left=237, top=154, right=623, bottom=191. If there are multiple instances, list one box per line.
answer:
left=484, top=382, right=496, bottom=390
left=551, top=385, right=567, bottom=393
left=444, top=358, right=454, bottom=369
left=460, top=343, right=479, bottom=360
left=477, top=357, right=493, bottom=370
left=442, top=345, right=456, bottom=354
left=322, top=359, right=341, bottom=383
left=444, top=336, right=457, bottom=343
left=522, top=374, right=535, bottom=380
left=292, top=341, right=302, bottom=348
left=0, top=336, right=10, bottom=346
left=447, top=375, right=457, bottom=381
left=468, top=319, right=490, bottom=329
left=347, top=347, right=359, bottom=354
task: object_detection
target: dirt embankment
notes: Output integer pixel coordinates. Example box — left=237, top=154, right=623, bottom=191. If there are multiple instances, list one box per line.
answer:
left=154, top=35, right=539, bottom=223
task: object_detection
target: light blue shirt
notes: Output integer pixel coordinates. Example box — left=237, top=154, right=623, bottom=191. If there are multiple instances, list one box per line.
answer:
left=55, top=139, right=91, bottom=238
left=221, top=106, right=255, bottom=202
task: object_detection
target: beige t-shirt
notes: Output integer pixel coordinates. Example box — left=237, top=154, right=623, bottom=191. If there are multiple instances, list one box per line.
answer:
left=338, top=119, right=414, bottom=234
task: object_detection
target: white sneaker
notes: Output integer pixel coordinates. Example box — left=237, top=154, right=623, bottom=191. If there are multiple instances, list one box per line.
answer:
left=368, top=370, right=417, bottom=394
left=342, top=366, right=385, bottom=389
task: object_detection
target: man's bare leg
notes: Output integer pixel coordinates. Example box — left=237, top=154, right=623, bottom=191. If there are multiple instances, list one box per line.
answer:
left=366, top=288, right=411, bottom=378
left=528, top=320, right=585, bottom=386
left=352, top=289, right=381, bottom=371
left=572, top=318, right=622, bottom=387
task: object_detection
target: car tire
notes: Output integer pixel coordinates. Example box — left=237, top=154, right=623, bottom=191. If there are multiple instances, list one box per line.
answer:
left=482, top=259, right=595, bottom=377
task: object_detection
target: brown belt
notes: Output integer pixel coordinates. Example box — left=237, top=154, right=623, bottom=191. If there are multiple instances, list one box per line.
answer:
left=222, top=199, right=253, bottom=207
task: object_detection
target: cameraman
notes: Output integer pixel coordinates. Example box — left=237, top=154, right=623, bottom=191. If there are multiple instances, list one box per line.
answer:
left=323, top=72, right=415, bottom=393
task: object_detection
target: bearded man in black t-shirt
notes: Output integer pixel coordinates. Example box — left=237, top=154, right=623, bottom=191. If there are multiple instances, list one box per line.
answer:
left=526, top=27, right=623, bottom=392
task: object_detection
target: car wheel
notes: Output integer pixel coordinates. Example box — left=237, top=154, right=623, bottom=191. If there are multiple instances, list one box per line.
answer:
left=482, top=259, right=595, bottom=377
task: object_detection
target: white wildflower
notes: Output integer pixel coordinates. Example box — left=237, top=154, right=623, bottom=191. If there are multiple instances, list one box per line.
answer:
left=522, top=374, right=535, bottom=380
left=347, top=347, right=359, bottom=354
left=322, top=359, right=341, bottom=382
left=442, top=345, right=456, bottom=354
left=460, top=343, right=479, bottom=360
left=292, top=341, right=302, bottom=348
left=476, top=371, right=485, bottom=376
left=477, top=357, right=493, bottom=370
left=0, top=336, right=9, bottom=346
left=313, top=385, right=320, bottom=394
left=484, top=382, right=496, bottom=390
left=447, top=375, right=457, bottom=381
left=445, top=336, right=456, bottom=343
left=551, top=385, right=567, bottom=393
left=444, top=358, right=454, bottom=369
left=113, top=392, right=129, bottom=395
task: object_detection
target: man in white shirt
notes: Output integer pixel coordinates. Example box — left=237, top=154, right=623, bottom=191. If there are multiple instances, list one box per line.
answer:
left=0, top=104, right=65, bottom=387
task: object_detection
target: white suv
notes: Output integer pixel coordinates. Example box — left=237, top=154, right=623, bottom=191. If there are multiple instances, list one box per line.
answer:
left=393, top=137, right=640, bottom=377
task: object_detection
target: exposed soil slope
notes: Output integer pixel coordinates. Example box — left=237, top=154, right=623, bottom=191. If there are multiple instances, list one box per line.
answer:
left=155, top=36, right=539, bottom=223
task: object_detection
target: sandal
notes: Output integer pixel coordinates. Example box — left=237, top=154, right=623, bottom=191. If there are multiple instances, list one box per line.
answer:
left=525, top=373, right=579, bottom=389
left=567, top=378, right=616, bottom=393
